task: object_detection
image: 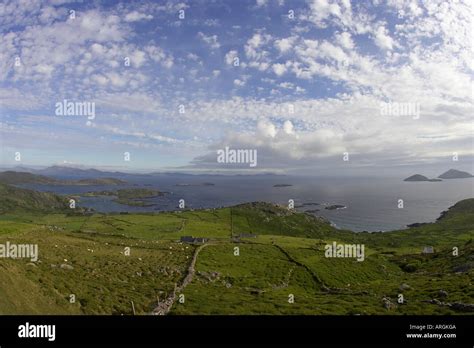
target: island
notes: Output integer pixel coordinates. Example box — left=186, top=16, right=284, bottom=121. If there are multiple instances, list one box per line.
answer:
left=82, top=188, right=166, bottom=207
left=438, top=169, right=473, bottom=179
left=325, top=204, right=346, bottom=210
left=404, top=174, right=442, bottom=182
left=114, top=188, right=165, bottom=207
left=273, top=184, right=293, bottom=187
left=74, top=178, right=126, bottom=185
left=82, top=190, right=117, bottom=197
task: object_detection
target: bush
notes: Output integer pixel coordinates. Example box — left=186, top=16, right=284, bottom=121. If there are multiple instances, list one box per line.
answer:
left=402, top=261, right=420, bottom=273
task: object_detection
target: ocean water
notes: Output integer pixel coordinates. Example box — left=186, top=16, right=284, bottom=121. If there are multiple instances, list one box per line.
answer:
left=22, top=175, right=474, bottom=232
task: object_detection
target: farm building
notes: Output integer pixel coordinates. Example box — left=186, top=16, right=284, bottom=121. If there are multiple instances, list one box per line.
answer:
left=422, top=246, right=434, bottom=254
left=180, top=236, right=208, bottom=244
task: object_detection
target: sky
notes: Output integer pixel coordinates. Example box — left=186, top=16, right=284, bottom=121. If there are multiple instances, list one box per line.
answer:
left=0, top=0, right=472, bottom=175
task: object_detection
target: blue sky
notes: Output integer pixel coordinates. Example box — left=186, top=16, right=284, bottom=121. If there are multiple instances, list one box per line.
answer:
left=0, top=0, right=472, bottom=174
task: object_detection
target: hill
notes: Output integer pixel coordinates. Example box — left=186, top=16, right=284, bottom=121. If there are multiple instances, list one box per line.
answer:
left=403, top=174, right=441, bottom=182
left=0, top=171, right=59, bottom=185
left=0, top=184, right=471, bottom=315
left=0, top=171, right=126, bottom=185
left=0, top=183, right=70, bottom=213
left=438, top=169, right=473, bottom=179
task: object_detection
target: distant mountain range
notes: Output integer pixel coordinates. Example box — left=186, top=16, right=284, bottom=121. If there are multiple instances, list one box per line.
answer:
left=404, top=169, right=473, bottom=182
left=11, top=165, right=127, bottom=179
left=2, top=165, right=283, bottom=179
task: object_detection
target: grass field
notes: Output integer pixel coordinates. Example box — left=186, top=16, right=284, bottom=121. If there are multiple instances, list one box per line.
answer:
left=0, top=183, right=472, bottom=315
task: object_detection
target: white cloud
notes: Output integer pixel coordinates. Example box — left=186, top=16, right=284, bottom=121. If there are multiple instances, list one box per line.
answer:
left=245, top=32, right=272, bottom=71
left=257, top=119, right=277, bottom=138
left=92, top=74, right=109, bottom=86
left=225, top=50, right=239, bottom=65
left=145, top=45, right=174, bottom=68
left=272, top=63, right=287, bottom=76
left=295, top=86, right=306, bottom=93
left=187, top=53, right=199, bottom=61
left=283, top=120, right=294, bottom=134
left=274, top=36, right=296, bottom=53
left=0, top=87, right=45, bottom=110
left=197, top=32, right=220, bottom=49
left=129, top=49, right=147, bottom=68
left=318, top=41, right=347, bottom=62
left=335, top=31, right=354, bottom=50
left=245, top=32, right=271, bottom=59
left=106, top=72, right=127, bottom=87
left=124, top=11, right=153, bottom=22
left=233, top=79, right=246, bottom=87
left=306, top=0, right=354, bottom=30
left=373, top=26, right=395, bottom=50
left=279, top=82, right=294, bottom=89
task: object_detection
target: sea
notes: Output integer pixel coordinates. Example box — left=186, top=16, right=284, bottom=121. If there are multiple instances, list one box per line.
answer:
left=21, top=174, right=474, bottom=232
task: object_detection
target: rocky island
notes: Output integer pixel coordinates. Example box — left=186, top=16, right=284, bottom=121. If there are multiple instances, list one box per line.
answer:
left=404, top=174, right=442, bottom=182
left=114, top=188, right=165, bottom=206
left=438, top=169, right=473, bottom=179
left=325, top=204, right=346, bottom=210
left=82, top=188, right=166, bottom=207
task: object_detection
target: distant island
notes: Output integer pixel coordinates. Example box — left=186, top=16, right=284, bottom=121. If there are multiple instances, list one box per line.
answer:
left=273, top=184, right=293, bottom=187
left=404, top=169, right=473, bottom=182
left=325, top=204, right=346, bottom=210
left=438, top=169, right=473, bottom=179
left=175, top=183, right=215, bottom=187
left=75, top=178, right=126, bottom=185
left=114, top=188, right=165, bottom=206
left=83, top=188, right=166, bottom=207
left=404, top=174, right=442, bottom=182
left=82, top=190, right=116, bottom=197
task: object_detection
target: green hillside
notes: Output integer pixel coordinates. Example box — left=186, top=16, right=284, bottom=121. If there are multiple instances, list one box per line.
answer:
left=0, top=171, right=126, bottom=185
left=0, top=182, right=472, bottom=315
left=0, top=184, right=70, bottom=214
left=0, top=171, right=60, bottom=185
